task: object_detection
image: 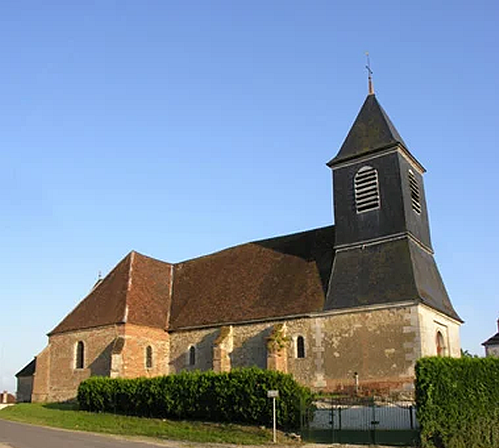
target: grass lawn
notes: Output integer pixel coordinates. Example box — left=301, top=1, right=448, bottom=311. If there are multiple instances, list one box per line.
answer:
left=0, top=403, right=292, bottom=445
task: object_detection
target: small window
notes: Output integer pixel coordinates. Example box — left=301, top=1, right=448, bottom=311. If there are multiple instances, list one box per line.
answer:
left=354, top=166, right=380, bottom=213
left=408, top=170, right=422, bottom=214
left=436, top=331, right=446, bottom=357
left=76, top=341, right=85, bottom=369
left=296, top=336, right=305, bottom=358
left=146, top=345, right=153, bottom=369
left=189, top=346, right=196, bottom=366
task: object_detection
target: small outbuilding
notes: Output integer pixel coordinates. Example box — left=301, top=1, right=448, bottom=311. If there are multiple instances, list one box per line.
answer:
left=482, top=318, right=499, bottom=357
left=15, top=358, right=36, bottom=402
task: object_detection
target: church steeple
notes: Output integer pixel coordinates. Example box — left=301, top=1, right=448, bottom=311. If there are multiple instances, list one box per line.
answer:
left=327, top=94, right=417, bottom=169
left=325, top=91, right=461, bottom=322
left=327, top=93, right=430, bottom=250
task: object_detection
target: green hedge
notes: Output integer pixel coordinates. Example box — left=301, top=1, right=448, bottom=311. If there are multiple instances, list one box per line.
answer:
left=77, top=367, right=313, bottom=429
left=415, top=357, right=499, bottom=448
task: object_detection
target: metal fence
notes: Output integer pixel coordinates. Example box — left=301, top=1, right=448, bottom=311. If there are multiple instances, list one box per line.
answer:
left=301, top=396, right=419, bottom=446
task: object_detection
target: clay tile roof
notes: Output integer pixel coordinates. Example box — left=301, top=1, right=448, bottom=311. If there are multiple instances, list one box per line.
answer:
left=49, top=251, right=173, bottom=335
left=1, top=392, right=16, bottom=403
left=169, top=226, right=335, bottom=330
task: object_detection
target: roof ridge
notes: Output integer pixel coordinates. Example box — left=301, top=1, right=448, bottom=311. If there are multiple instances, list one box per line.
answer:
left=123, top=251, right=135, bottom=323
left=48, top=251, right=135, bottom=335
left=130, top=250, right=174, bottom=266
left=175, top=225, right=335, bottom=265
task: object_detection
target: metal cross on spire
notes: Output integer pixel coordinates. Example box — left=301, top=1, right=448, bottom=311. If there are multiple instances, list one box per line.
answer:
left=365, top=52, right=374, bottom=95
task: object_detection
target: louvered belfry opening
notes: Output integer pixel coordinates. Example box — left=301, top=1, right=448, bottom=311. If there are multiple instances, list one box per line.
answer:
left=408, top=170, right=422, bottom=214
left=354, top=166, right=380, bottom=213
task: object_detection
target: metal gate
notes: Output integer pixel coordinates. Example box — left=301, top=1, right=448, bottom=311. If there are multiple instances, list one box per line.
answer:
left=300, top=396, right=419, bottom=446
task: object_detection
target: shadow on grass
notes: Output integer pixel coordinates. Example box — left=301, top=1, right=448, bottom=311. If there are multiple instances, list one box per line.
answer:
left=42, top=402, right=79, bottom=411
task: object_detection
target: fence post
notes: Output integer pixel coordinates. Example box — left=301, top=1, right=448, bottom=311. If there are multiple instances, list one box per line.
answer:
left=370, top=401, right=377, bottom=445
left=338, top=406, right=342, bottom=444
left=409, top=405, right=414, bottom=430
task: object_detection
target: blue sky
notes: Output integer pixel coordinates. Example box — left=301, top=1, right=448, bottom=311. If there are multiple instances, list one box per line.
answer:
left=1, top=1, right=497, bottom=392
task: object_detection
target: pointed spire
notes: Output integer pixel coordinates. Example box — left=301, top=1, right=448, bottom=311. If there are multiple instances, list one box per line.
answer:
left=366, top=52, right=374, bottom=95
left=327, top=94, right=409, bottom=167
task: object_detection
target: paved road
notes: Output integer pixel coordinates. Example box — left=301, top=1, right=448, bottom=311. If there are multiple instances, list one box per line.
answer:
left=0, top=419, right=186, bottom=448
left=0, top=419, right=393, bottom=448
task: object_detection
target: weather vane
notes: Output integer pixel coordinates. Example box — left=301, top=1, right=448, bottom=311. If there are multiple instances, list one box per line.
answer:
left=365, top=52, right=374, bottom=95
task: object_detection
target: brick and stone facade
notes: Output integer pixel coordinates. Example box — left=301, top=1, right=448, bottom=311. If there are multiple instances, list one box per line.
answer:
left=18, top=91, right=462, bottom=402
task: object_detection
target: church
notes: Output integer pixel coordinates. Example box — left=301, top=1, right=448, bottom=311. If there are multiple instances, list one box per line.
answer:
left=16, top=86, right=462, bottom=403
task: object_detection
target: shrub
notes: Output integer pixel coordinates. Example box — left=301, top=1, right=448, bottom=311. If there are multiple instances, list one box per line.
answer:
left=415, top=357, right=499, bottom=448
left=78, top=367, right=313, bottom=429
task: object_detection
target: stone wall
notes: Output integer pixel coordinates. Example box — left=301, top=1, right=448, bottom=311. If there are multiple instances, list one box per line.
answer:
left=320, top=305, right=418, bottom=393
left=418, top=304, right=461, bottom=358
left=169, top=327, right=218, bottom=373
left=30, top=303, right=461, bottom=402
left=32, top=346, right=50, bottom=403
left=169, top=303, right=447, bottom=394
left=486, top=345, right=499, bottom=357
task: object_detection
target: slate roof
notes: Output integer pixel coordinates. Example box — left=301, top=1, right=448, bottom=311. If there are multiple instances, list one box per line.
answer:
left=325, top=238, right=462, bottom=322
left=482, top=322, right=499, bottom=346
left=482, top=333, right=499, bottom=346
left=49, top=252, right=173, bottom=335
left=15, top=359, right=36, bottom=377
left=327, top=94, right=417, bottom=167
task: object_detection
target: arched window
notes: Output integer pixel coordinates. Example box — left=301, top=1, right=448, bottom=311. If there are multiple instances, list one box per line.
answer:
left=436, top=331, right=446, bottom=356
left=296, top=336, right=305, bottom=359
left=146, top=345, right=153, bottom=369
left=408, top=170, right=422, bottom=214
left=354, top=166, right=380, bottom=213
left=76, top=341, right=85, bottom=369
left=189, top=346, right=196, bottom=366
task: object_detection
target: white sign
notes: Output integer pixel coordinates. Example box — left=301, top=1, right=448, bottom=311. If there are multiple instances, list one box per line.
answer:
left=267, top=390, right=279, bottom=398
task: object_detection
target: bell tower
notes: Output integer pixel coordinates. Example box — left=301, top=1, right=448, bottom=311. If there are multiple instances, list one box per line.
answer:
left=328, top=93, right=432, bottom=251
left=324, top=90, right=460, bottom=322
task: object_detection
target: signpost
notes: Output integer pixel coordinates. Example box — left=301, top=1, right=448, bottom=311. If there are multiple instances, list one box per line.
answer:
left=267, top=390, right=279, bottom=443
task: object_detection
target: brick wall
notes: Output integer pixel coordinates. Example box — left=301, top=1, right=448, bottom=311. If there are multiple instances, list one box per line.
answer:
left=121, top=324, right=169, bottom=378
left=32, top=323, right=170, bottom=402
left=44, top=325, right=122, bottom=402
